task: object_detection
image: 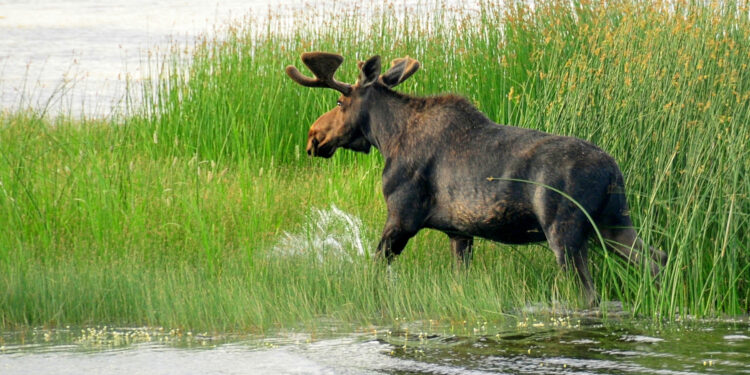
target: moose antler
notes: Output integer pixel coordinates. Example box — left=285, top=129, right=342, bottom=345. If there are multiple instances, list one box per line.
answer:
left=380, top=56, right=420, bottom=88
left=285, top=52, right=352, bottom=95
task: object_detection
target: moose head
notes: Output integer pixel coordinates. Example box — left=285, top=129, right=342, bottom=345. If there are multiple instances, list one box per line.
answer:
left=285, top=52, right=420, bottom=158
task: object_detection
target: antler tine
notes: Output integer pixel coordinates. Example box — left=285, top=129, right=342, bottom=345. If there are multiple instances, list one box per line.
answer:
left=285, top=52, right=352, bottom=95
left=285, top=66, right=328, bottom=88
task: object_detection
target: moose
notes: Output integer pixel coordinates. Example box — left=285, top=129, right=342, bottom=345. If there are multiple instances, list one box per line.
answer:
left=285, top=52, right=667, bottom=306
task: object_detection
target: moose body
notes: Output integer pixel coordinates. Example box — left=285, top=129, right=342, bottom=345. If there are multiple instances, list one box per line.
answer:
left=286, top=52, right=667, bottom=305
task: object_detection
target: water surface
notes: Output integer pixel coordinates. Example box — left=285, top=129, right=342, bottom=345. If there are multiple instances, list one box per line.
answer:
left=0, top=0, right=469, bottom=117
left=3, top=316, right=748, bottom=374
left=0, top=0, right=313, bottom=116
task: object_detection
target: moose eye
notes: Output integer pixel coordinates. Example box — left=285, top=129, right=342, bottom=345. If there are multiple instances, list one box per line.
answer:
left=336, top=100, right=343, bottom=107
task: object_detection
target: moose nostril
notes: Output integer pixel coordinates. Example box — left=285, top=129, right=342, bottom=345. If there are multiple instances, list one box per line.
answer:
left=307, top=138, right=319, bottom=156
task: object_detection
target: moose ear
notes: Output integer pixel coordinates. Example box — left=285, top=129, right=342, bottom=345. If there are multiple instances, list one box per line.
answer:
left=380, top=57, right=420, bottom=88
left=358, top=55, right=381, bottom=86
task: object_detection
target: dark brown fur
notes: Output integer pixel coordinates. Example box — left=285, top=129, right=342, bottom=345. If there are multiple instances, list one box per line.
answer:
left=286, top=52, right=667, bottom=306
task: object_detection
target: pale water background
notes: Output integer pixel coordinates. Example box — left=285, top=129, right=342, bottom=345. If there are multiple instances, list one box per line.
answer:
left=0, top=0, right=473, bottom=117
left=0, top=0, right=334, bottom=117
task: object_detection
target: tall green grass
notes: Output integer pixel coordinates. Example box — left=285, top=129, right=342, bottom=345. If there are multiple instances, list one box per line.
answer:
left=1, top=0, right=748, bottom=331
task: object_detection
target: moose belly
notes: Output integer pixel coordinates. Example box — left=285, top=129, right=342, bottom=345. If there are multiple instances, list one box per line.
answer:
left=427, top=201, right=546, bottom=244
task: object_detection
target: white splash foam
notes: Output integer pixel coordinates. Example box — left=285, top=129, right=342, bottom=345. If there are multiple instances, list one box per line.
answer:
left=272, top=204, right=370, bottom=262
left=724, top=335, right=750, bottom=341
left=620, top=335, right=664, bottom=343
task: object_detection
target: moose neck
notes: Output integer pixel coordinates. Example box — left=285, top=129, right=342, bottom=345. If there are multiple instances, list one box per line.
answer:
left=361, top=85, right=490, bottom=161
left=361, top=86, right=419, bottom=159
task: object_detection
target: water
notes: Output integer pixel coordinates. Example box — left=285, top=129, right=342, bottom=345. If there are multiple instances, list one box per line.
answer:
left=0, top=0, right=318, bottom=116
left=0, top=0, right=474, bottom=117
left=2, top=317, right=749, bottom=374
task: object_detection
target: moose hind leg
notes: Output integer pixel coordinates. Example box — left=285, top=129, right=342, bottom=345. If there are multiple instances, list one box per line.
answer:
left=600, top=227, right=666, bottom=277
left=448, top=234, right=473, bottom=267
left=545, top=224, right=599, bottom=307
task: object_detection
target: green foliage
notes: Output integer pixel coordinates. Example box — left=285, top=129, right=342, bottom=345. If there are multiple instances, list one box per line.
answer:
left=1, top=0, right=748, bottom=330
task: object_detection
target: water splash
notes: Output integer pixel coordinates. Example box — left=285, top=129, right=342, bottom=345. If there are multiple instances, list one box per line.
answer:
left=271, top=204, right=370, bottom=262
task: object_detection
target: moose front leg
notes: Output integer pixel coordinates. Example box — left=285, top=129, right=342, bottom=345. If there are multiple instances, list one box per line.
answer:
left=375, top=220, right=416, bottom=263
left=375, top=182, right=428, bottom=263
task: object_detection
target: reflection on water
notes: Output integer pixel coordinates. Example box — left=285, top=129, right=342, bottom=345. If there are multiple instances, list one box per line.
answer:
left=2, top=316, right=749, bottom=375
